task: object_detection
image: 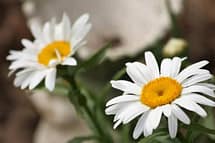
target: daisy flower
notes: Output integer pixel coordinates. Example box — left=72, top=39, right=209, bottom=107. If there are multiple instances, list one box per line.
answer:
left=105, top=51, right=215, bottom=139
left=7, top=13, right=91, bottom=91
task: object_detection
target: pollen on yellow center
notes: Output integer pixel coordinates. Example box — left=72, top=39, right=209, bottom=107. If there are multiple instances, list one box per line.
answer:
left=38, top=41, right=71, bottom=66
left=140, top=77, right=182, bottom=108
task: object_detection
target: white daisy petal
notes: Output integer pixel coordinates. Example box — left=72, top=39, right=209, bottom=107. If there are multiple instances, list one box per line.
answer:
left=149, top=107, right=162, bottom=129
left=72, top=41, right=87, bottom=53
left=14, top=69, right=34, bottom=87
left=106, top=95, right=139, bottom=107
left=71, top=13, right=89, bottom=35
left=145, top=51, right=160, bottom=78
left=134, top=111, right=151, bottom=139
left=9, top=60, right=30, bottom=70
left=182, top=85, right=215, bottom=97
left=62, top=13, right=71, bottom=40
left=197, top=83, right=215, bottom=90
left=160, top=58, right=171, bottom=77
left=133, top=62, right=154, bottom=82
left=119, top=102, right=149, bottom=124
left=174, top=98, right=207, bottom=117
left=143, top=111, right=154, bottom=137
left=29, top=71, right=47, bottom=90
left=171, top=104, right=190, bottom=124
left=113, top=120, right=122, bottom=129
left=110, top=80, right=141, bottom=95
left=71, top=13, right=91, bottom=48
left=105, top=103, right=128, bottom=115
left=168, top=114, right=178, bottom=138
left=113, top=102, right=140, bottom=122
left=7, top=50, right=21, bottom=60
left=182, top=74, right=213, bottom=87
left=176, top=60, right=209, bottom=82
left=54, top=23, right=63, bottom=40
left=14, top=75, right=26, bottom=87
left=21, top=39, right=35, bottom=49
left=133, top=113, right=147, bottom=139
left=21, top=72, right=35, bottom=89
left=113, top=102, right=137, bottom=121
left=182, top=94, right=215, bottom=107
left=170, top=57, right=183, bottom=77
left=72, top=23, right=91, bottom=49
left=61, top=57, right=77, bottom=66
left=126, top=62, right=148, bottom=85
left=45, top=68, right=57, bottom=91
left=123, top=108, right=148, bottom=124
left=162, top=104, right=172, bottom=117
left=43, top=22, right=52, bottom=44
left=30, top=21, right=42, bottom=39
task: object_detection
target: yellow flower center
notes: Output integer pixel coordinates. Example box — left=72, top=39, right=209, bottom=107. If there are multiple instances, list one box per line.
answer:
left=38, top=41, right=71, bottom=66
left=140, top=77, right=182, bottom=108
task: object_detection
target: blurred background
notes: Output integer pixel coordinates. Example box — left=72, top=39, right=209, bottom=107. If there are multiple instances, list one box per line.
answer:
left=0, top=0, right=215, bottom=143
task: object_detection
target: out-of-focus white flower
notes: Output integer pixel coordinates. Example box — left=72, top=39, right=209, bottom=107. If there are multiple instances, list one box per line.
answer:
left=22, top=0, right=36, bottom=17
left=7, top=13, right=91, bottom=91
left=106, top=51, right=215, bottom=139
left=30, top=91, right=89, bottom=143
left=163, top=38, right=188, bottom=57
left=28, top=0, right=184, bottom=60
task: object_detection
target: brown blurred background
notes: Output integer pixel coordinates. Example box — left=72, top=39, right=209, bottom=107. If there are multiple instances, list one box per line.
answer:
left=0, top=0, right=215, bottom=143
left=0, top=0, right=38, bottom=143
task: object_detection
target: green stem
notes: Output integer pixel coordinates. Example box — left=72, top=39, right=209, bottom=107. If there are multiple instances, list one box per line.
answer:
left=64, top=75, right=113, bottom=143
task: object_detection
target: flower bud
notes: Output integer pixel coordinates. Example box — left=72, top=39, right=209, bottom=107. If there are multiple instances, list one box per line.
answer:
left=163, top=38, right=187, bottom=57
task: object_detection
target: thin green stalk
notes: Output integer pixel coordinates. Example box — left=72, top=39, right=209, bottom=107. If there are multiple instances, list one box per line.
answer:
left=64, top=75, right=113, bottom=143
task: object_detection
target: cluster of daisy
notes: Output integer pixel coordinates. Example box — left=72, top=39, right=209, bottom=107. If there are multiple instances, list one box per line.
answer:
left=7, top=13, right=215, bottom=140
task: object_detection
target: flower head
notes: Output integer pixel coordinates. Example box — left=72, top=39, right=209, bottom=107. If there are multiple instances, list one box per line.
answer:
left=7, top=13, right=91, bottom=91
left=105, top=51, right=215, bottom=139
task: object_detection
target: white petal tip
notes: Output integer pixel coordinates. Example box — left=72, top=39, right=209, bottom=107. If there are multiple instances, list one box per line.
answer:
left=63, top=12, right=69, bottom=17
left=145, top=51, right=153, bottom=56
left=187, top=120, right=191, bottom=125
left=82, top=13, right=90, bottom=19
left=110, top=80, right=115, bottom=84
left=132, top=134, right=139, bottom=140
left=104, top=109, right=109, bottom=114
left=201, top=60, right=209, bottom=66
left=125, top=62, right=132, bottom=66
left=202, top=114, right=207, bottom=118
left=47, top=87, right=54, bottom=92
left=181, top=57, right=187, bottom=61
left=29, top=86, right=34, bottom=90
left=170, top=135, right=176, bottom=139
left=106, top=101, right=112, bottom=107
left=113, top=124, right=119, bottom=130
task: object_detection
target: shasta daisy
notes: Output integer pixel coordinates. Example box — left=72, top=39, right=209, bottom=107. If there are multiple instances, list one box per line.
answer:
left=7, top=13, right=91, bottom=91
left=105, top=51, right=215, bottom=139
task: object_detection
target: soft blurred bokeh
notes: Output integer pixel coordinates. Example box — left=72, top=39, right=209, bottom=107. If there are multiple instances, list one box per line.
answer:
left=0, top=0, right=215, bottom=143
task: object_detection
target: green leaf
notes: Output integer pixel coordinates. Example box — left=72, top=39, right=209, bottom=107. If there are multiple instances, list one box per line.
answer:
left=112, top=67, right=126, bottom=80
left=76, top=43, right=112, bottom=73
left=138, top=129, right=168, bottom=143
left=68, top=136, right=98, bottom=143
left=150, top=134, right=183, bottom=143
left=185, top=123, right=215, bottom=143
left=52, top=78, right=70, bottom=95
left=188, top=123, right=215, bottom=135
left=200, top=108, right=215, bottom=140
